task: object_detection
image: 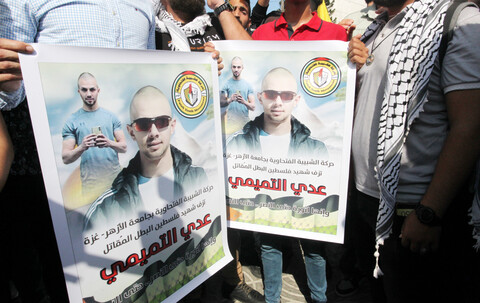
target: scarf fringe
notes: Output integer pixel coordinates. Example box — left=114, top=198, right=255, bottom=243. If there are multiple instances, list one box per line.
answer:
left=468, top=206, right=480, bottom=252
left=373, top=237, right=385, bottom=278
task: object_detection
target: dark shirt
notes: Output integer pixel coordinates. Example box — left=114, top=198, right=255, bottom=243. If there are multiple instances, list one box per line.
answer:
left=155, top=13, right=225, bottom=51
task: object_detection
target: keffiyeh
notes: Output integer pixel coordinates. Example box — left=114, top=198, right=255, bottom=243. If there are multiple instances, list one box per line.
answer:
left=151, top=1, right=212, bottom=51
left=469, top=160, right=480, bottom=251
left=361, top=0, right=451, bottom=277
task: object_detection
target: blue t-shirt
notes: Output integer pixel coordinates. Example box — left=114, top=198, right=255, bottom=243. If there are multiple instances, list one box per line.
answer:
left=222, top=78, right=254, bottom=121
left=62, top=107, right=122, bottom=189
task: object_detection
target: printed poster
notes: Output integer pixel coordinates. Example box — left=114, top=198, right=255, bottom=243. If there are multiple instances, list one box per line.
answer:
left=19, top=44, right=231, bottom=303
left=215, top=41, right=355, bottom=243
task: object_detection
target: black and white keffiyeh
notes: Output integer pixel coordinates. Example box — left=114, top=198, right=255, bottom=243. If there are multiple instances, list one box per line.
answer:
left=151, top=1, right=212, bottom=51
left=361, top=0, right=451, bottom=277
left=469, top=160, right=480, bottom=251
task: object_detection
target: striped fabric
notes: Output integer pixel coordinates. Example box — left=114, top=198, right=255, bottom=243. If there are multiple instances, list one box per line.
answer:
left=0, top=0, right=155, bottom=110
left=361, top=0, right=450, bottom=277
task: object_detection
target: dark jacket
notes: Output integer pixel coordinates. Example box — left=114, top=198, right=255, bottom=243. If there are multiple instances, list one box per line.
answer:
left=226, top=114, right=328, bottom=158
left=84, top=145, right=206, bottom=230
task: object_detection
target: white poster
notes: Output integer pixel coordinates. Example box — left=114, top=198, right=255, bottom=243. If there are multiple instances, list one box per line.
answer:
left=215, top=40, right=355, bottom=244
left=19, top=44, right=231, bottom=303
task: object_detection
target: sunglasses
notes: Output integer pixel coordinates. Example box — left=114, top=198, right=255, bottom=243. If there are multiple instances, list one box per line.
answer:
left=262, top=90, right=296, bottom=102
left=130, top=115, right=171, bottom=132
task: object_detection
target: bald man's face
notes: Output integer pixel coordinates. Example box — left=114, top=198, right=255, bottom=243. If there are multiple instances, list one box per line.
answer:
left=231, top=58, right=244, bottom=79
left=258, top=72, right=299, bottom=126
left=128, top=94, right=176, bottom=162
left=78, top=77, right=100, bottom=109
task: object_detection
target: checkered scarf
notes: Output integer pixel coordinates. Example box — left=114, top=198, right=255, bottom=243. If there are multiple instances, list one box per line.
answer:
left=469, top=160, right=480, bottom=251
left=361, top=0, right=451, bottom=277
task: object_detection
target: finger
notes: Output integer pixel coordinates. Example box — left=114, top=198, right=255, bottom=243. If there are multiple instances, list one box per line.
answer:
left=0, top=80, right=22, bottom=92
left=217, top=62, right=224, bottom=76
left=0, top=38, right=34, bottom=54
left=400, top=234, right=410, bottom=248
left=409, top=241, right=420, bottom=254
left=419, top=247, right=429, bottom=255
left=347, top=24, right=357, bottom=41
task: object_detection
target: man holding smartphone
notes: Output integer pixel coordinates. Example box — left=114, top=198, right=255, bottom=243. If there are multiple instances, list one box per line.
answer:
left=62, top=72, right=127, bottom=203
left=221, top=56, right=256, bottom=134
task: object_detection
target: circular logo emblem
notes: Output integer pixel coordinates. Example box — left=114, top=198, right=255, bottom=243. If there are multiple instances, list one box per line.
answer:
left=172, top=71, right=209, bottom=118
left=301, top=57, right=341, bottom=98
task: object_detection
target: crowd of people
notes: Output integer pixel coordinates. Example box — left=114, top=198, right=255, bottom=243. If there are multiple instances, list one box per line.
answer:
left=0, top=0, right=479, bottom=302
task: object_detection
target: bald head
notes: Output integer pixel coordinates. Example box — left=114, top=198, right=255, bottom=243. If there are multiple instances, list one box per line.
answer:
left=130, top=86, right=172, bottom=121
left=231, top=56, right=244, bottom=79
left=77, top=72, right=100, bottom=110
left=77, top=72, right=96, bottom=88
left=128, top=86, right=176, bottom=170
left=261, top=67, right=297, bottom=92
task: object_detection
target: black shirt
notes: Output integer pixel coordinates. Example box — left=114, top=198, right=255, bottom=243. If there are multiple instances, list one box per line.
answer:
left=155, top=13, right=225, bottom=51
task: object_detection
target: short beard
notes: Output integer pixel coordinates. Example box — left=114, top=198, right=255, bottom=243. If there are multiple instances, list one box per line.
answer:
left=373, top=0, right=407, bottom=8
left=170, top=0, right=206, bottom=22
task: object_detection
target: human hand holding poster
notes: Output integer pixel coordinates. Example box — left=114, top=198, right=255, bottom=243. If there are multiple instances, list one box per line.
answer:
left=215, top=41, right=355, bottom=243
left=19, top=44, right=231, bottom=303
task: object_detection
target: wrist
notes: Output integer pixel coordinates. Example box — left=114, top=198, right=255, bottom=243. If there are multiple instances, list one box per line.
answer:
left=214, top=1, right=233, bottom=17
left=415, top=204, right=442, bottom=226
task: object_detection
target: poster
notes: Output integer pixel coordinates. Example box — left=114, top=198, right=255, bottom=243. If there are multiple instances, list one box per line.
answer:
left=215, top=41, right=355, bottom=243
left=19, top=44, right=231, bottom=303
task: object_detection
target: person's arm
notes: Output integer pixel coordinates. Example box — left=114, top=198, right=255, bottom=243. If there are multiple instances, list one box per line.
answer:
left=62, top=135, right=96, bottom=164
left=0, top=1, right=37, bottom=110
left=401, top=89, right=480, bottom=253
left=348, top=35, right=369, bottom=70
left=220, top=90, right=232, bottom=107
left=95, top=130, right=127, bottom=153
left=204, top=42, right=224, bottom=76
left=240, top=93, right=255, bottom=111
left=251, top=0, right=270, bottom=28
left=0, top=39, right=34, bottom=110
left=0, top=38, right=33, bottom=92
left=207, top=0, right=253, bottom=40
left=0, top=112, right=13, bottom=191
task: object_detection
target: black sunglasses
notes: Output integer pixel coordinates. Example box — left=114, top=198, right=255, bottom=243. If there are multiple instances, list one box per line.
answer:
left=262, top=90, right=296, bottom=102
left=130, top=115, right=171, bottom=132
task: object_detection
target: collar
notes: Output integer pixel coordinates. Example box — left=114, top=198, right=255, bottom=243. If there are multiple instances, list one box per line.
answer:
left=274, top=11, right=322, bottom=32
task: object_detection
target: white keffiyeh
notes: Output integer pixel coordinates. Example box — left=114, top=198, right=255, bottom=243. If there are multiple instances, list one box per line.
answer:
left=361, top=0, right=451, bottom=277
left=151, top=1, right=212, bottom=51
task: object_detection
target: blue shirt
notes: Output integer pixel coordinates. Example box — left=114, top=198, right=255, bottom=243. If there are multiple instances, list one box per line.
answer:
left=222, top=78, right=254, bottom=121
left=62, top=108, right=122, bottom=188
left=0, top=0, right=155, bottom=110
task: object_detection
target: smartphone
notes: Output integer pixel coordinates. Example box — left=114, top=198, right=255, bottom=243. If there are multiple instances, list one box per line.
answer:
left=91, top=126, right=102, bottom=135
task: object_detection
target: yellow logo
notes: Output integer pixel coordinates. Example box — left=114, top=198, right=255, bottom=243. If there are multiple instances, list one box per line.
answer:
left=172, top=71, right=209, bottom=118
left=301, top=57, right=341, bottom=98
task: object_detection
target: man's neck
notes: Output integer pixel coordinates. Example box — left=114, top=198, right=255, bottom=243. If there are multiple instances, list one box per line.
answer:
left=83, top=104, right=99, bottom=112
left=284, top=1, right=313, bottom=31
left=263, top=120, right=291, bottom=136
left=140, top=149, right=174, bottom=178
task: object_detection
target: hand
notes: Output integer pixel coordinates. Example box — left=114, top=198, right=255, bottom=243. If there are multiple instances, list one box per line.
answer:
left=204, top=42, right=224, bottom=76
left=94, top=134, right=110, bottom=148
left=236, top=94, right=246, bottom=104
left=400, top=211, right=441, bottom=254
left=81, top=134, right=97, bottom=150
left=230, top=93, right=239, bottom=103
left=348, top=35, right=369, bottom=70
left=0, top=38, right=34, bottom=92
left=338, top=19, right=356, bottom=41
left=207, top=0, right=225, bottom=9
